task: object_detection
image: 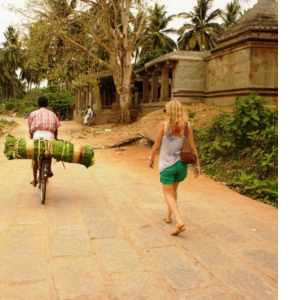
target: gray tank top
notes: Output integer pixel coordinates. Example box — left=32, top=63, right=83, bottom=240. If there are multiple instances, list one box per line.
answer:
left=158, top=122, right=185, bottom=173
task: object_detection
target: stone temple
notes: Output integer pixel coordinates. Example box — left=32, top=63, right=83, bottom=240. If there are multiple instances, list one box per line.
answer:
left=75, top=0, right=278, bottom=123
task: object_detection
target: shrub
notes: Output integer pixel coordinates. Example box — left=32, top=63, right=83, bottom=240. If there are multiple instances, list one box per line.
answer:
left=4, top=100, right=15, bottom=111
left=19, top=89, right=75, bottom=114
left=194, top=93, right=278, bottom=207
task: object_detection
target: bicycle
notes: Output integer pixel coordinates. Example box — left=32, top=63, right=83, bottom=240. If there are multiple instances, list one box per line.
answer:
left=38, top=155, right=50, bottom=204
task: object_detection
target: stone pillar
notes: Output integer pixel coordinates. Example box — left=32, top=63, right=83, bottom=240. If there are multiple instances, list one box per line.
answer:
left=142, top=76, right=150, bottom=103
left=151, top=74, right=159, bottom=102
left=100, top=89, right=105, bottom=107
left=161, top=68, right=170, bottom=102
left=92, top=84, right=101, bottom=111
left=134, top=88, right=139, bottom=109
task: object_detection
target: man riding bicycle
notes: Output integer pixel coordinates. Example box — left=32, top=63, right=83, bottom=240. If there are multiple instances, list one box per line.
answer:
left=28, top=96, right=61, bottom=187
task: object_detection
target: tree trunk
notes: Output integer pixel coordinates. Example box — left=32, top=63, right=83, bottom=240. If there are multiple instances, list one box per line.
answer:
left=119, top=89, right=131, bottom=124
left=11, top=72, right=16, bottom=103
left=117, top=50, right=132, bottom=124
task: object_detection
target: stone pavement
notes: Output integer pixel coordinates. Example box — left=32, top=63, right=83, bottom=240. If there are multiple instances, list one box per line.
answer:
left=0, top=118, right=278, bottom=300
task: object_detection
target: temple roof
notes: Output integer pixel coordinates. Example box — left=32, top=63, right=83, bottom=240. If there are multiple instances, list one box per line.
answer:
left=218, top=0, right=278, bottom=43
left=144, top=51, right=209, bottom=68
left=134, top=51, right=210, bottom=75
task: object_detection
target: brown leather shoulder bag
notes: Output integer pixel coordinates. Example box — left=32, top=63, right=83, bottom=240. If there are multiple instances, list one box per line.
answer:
left=180, top=122, right=197, bottom=165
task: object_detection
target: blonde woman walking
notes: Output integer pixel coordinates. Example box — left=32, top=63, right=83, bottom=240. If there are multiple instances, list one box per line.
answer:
left=149, top=100, right=201, bottom=235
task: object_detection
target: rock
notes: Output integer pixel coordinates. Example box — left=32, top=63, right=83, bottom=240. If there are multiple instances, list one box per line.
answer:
left=139, top=110, right=165, bottom=142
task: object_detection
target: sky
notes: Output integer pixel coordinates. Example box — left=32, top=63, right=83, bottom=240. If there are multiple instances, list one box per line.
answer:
left=0, top=0, right=258, bottom=44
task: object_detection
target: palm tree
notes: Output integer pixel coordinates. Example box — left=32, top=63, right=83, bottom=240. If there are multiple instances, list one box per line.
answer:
left=177, top=0, right=222, bottom=51
left=136, top=3, right=177, bottom=60
left=0, top=26, right=23, bottom=102
left=220, top=1, right=242, bottom=32
left=0, top=60, right=11, bottom=99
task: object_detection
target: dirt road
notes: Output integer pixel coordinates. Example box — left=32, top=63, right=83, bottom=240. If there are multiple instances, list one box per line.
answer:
left=0, top=117, right=278, bottom=300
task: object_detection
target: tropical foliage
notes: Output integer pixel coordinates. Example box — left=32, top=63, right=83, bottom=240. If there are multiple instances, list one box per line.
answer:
left=220, top=1, right=242, bottom=32
left=192, top=93, right=278, bottom=207
left=20, top=88, right=75, bottom=114
left=177, top=0, right=222, bottom=51
left=136, top=3, right=177, bottom=60
left=0, top=26, right=25, bottom=101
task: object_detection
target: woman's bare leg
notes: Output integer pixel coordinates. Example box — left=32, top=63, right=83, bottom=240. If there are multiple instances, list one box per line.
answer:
left=164, top=182, right=180, bottom=222
left=163, top=182, right=183, bottom=224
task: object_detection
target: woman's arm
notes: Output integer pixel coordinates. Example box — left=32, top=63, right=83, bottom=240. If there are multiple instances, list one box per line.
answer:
left=149, top=122, right=164, bottom=168
left=188, top=125, right=201, bottom=177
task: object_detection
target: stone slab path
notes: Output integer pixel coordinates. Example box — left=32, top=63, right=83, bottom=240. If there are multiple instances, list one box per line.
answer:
left=0, top=118, right=278, bottom=300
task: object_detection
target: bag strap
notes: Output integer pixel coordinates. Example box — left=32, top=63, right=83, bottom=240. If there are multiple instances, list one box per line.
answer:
left=184, top=122, right=189, bottom=138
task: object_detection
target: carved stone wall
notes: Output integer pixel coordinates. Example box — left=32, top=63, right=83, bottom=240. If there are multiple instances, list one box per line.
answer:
left=205, top=40, right=278, bottom=105
left=204, top=0, right=278, bottom=105
left=172, top=59, right=207, bottom=102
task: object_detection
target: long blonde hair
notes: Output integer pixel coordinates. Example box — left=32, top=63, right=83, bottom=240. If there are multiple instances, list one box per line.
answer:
left=165, top=100, right=187, bottom=134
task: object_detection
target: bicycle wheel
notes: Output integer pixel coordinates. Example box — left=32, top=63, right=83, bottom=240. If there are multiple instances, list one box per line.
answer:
left=40, top=159, right=48, bottom=204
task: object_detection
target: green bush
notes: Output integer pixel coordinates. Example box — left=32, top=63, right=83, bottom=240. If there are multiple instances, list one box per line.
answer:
left=0, top=103, right=5, bottom=114
left=4, top=100, right=16, bottom=111
left=194, top=92, right=278, bottom=207
left=19, top=88, right=75, bottom=114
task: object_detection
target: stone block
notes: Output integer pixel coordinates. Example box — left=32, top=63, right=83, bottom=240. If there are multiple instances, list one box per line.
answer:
left=111, top=206, right=149, bottom=228
left=129, top=227, right=171, bottom=248
left=0, top=255, right=50, bottom=282
left=249, top=71, right=274, bottom=87
left=86, top=218, right=119, bottom=239
left=47, top=206, right=81, bottom=224
left=112, top=272, right=174, bottom=299
left=177, top=233, right=236, bottom=268
left=92, top=239, right=145, bottom=273
left=15, top=208, right=48, bottom=225
left=0, top=282, right=55, bottom=300
left=242, top=248, right=278, bottom=281
left=50, top=224, right=91, bottom=256
left=216, top=269, right=277, bottom=300
left=51, top=257, right=108, bottom=299
left=146, top=248, right=209, bottom=290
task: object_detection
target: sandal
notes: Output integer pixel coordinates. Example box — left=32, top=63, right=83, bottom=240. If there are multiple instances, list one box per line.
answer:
left=30, top=180, right=37, bottom=187
left=170, top=222, right=185, bottom=236
left=163, top=217, right=172, bottom=224
left=48, top=171, right=54, bottom=178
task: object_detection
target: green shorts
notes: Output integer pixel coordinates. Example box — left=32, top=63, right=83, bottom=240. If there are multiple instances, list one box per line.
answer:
left=160, top=161, right=187, bottom=184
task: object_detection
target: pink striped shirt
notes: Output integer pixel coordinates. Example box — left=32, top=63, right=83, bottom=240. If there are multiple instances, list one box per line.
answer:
left=28, top=108, right=61, bottom=134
